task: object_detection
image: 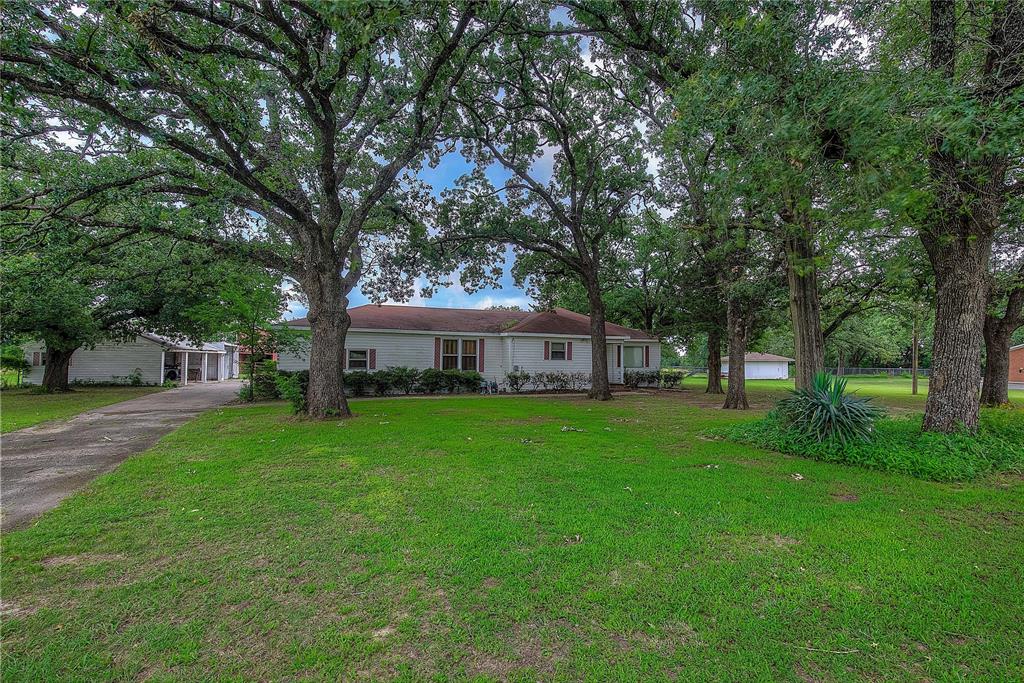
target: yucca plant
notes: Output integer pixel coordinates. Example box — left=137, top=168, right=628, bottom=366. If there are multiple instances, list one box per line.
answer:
left=776, top=372, right=885, bottom=444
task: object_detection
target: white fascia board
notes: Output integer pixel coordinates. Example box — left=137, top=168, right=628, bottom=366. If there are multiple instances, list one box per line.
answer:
left=286, top=325, right=640, bottom=342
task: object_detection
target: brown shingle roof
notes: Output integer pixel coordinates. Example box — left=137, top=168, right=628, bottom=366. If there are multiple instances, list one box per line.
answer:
left=287, top=305, right=656, bottom=340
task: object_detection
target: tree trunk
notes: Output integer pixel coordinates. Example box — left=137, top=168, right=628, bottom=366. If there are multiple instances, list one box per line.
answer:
left=723, top=298, right=750, bottom=410
left=921, top=253, right=989, bottom=432
left=584, top=276, right=612, bottom=400
left=705, top=328, right=724, bottom=394
left=980, top=277, right=1024, bottom=406
left=919, top=0, right=1009, bottom=431
left=41, top=346, right=76, bottom=392
left=303, top=267, right=352, bottom=418
left=784, top=230, right=825, bottom=389
left=981, top=313, right=1011, bottom=406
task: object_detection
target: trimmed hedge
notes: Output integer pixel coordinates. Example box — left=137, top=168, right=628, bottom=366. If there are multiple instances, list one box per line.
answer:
left=275, top=367, right=485, bottom=413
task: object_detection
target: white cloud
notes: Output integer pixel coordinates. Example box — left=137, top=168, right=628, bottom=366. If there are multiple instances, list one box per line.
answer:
left=470, top=295, right=533, bottom=310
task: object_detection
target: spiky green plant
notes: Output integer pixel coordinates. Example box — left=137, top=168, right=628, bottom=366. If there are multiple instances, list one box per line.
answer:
left=777, top=372, right=885, bottom=444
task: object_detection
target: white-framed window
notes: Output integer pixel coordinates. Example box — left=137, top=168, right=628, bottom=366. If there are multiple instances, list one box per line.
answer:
left=623, top=346, right=644, bottom=368
left=347, top=349, right=368, bottom=370
left=442, top=339, right=459, bottom=370
left=461, top=339, right=477, bottom=371
left=550, top=341, right=566, bottom=361
left=441, top=338, right=480, bottom=371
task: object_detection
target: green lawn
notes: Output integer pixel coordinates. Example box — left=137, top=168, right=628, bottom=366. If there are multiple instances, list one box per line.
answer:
left=2, top=389, right=1021, bottom=681
left=0, top=386, right=165, bottom=432
left=677, top=375, right=1024, bottom=412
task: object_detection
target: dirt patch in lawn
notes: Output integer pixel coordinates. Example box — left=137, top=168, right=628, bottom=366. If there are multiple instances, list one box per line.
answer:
left=40, top=552, right=126, bottom=568
left=937, top=506, right=1023, bottom=531
left=645, top=389, right=777, bottom=410
left=610, top=621, right=699, bottom=654
left=0, top=599, right=38, bottom=619
left=465, top=620, right=576, bottom=679
left=830, top=488, right=860, bottom=503
left=496, top=416, right=556, bottom=426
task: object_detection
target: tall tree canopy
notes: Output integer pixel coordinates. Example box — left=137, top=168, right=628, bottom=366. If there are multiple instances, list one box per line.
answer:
left=3, top=0, right=509, bottom=416
left=438, top=19, right=651, bottom=399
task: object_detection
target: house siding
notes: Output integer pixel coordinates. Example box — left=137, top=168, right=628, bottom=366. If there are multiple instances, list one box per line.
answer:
left=721, top=360, right=789, bottom=380
left=278, top=331, right=508, bottom=382
left=278, top=330, right=662, bottom=386
left=21, top=337, right=164, bottom=385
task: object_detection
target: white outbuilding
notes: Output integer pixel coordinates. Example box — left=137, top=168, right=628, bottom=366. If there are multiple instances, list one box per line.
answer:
left=721, top=352, right=794, bottom=380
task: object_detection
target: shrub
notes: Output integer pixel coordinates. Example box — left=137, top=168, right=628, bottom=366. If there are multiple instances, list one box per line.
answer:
left=368, top=369, right=394, bottom=396
left=659, top=370, right=681, bottom=389
left=417, top=368, right=448, bottom=394
left=161, top=379, right=179, bottom=388
left=389, top=367, right=421, bottom=395
left=276, top=370, right=309, bottom=414
left=624, top=369, right=659, bottom=389
left=568, top=372, right=591, bottom=392
left=439, top=369, right=460, bottom=393
left=456, top=370, right=483, bottom=393
left=532, top=372, right=551, bottom=391
left=776, top=372, right=884, bottom=444
left=127, top=368, right=144, bottom=386
left=545, top=371, right=571, bottom=391
left=344, top=370, right=372, bottom=396
left=243, top=360, right=280, bottom=401
left=720, top=408, right=1024, bottom=482
left=505, top=371, right=531, bottom=392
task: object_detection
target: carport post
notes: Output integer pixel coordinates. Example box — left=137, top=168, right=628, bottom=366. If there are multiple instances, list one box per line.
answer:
left=159, top=350, right=165, bottom=384
left=183, top=351, right=189, bottom=385
left=201, top=353, right=208, bottom=382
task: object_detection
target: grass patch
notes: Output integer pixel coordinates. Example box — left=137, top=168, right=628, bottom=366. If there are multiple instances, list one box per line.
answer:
left=0, top=385, right=164, bottom=432
left=721, top=407, right=1024, bottom=482
left=2, top=391, right=1022, bottom=680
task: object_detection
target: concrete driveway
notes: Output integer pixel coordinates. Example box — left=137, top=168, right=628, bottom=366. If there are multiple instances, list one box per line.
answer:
left=1, top=381, right=240, bottom=531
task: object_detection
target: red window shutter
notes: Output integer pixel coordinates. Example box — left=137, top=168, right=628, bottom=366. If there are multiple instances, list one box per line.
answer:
left=644, top=345, right=650, bottom=367
left=478, top=338, right=485, bottom=372
left=32, top=351, right=40, bottom=366
left=566, top=341, right=573, bottom=361
left=616, top=345, right=621, bottom=368
left=434, top=337, right=441, bottom=369
left=543, top=341, right=550, bottom=360
left=342, top=348, right=346, bottom=369
left=369, top=348, right=376, bottom=370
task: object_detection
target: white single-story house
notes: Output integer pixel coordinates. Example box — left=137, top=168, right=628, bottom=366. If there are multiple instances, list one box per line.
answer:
left=279, top=305, right=660, bottom=385
left=721, top=352, right=794, bottom=380
left=21, top=334, right=240, bottom=386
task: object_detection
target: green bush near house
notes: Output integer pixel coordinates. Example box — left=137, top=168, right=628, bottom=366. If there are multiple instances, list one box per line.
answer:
left=388, top=367, right=421, bottom=394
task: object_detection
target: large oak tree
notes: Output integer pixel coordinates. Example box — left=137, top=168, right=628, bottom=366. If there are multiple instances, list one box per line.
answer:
left=3, top=0, right=507, bottom=416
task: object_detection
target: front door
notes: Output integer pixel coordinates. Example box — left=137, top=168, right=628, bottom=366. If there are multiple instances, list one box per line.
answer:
left=607, top=344, right=623, bottom=384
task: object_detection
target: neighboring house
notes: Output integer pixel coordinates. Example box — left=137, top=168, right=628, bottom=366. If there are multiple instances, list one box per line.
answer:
left=1011, top=344, right=1024, bottom=383
left=22, top=334, right=239, bottom=386
left=279, top=305, right=660, bottom=385
left=721, top=353, right=794, bottom=380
